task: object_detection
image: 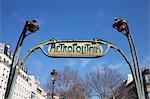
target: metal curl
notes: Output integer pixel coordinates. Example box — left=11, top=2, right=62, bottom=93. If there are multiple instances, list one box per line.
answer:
left=39, top=46, right=51, bottom=57
left=100, top=44, right=111, bottom=56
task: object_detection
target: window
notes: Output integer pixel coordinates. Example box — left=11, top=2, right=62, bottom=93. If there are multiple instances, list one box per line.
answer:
left=4, top=58, right=6, bottom=63
left=0, top=56, right=1, bottom=62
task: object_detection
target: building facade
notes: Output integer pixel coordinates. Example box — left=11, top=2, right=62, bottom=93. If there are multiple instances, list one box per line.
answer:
left=113, top=67, right=150, bottom=99
left=0, top=42, right=47, bottom=99
left=0, top=42, right=13, bottom=98
left=142, top=66, right=150, bottom=99
left=0, top=43, right=12, bottom=99
left=0, top=42, right=32, bottom=99
left=29, top=75, right=47, bottom=99
left=12, top=67, right=32, bottom=99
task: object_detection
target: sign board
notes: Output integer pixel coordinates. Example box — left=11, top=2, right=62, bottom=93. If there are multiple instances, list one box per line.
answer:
left=48, top=41, right=103, bottom=58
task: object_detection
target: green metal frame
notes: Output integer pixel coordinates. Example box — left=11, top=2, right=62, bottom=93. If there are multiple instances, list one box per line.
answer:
left=113, top=18, right=145, bottom=99
left=5, top=20, right=39, bottom=99
left=19, top=38, right=139, bottom=99
left=5, top=18, right=145, bottom=99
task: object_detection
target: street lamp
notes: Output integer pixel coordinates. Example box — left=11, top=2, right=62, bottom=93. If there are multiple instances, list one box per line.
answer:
left=50, top=69, right=58, bottom=99
left=113, top=17, right=145, bottom=99
left=5, top=19, right=39, bottom=99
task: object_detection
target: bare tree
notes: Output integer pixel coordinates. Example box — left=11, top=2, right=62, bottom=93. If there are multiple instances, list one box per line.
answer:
left=86, top=67, right=123, bottom=99
left=45, top=67, right=88, bottom=99
left=113, top=80, right=137, bottom=99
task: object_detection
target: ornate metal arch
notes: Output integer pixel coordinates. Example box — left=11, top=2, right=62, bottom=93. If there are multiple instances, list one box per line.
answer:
left=20, top=38, right=139, bottom=97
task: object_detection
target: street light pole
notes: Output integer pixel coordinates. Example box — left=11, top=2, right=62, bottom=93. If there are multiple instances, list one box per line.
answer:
left=125, top=23, right=145, bottom=99
left=5, top=19, right=39, bottom=99
left=50, top=69, right=58, bottom=99
left=113, top=18, right=145, bottom=99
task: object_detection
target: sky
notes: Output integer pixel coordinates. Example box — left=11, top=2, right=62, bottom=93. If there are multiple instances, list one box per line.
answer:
left=1, top=0, right=150, bottom=86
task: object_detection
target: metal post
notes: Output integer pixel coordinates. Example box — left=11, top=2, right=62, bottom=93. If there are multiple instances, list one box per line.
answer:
left=112, top=18, right=145, bottom=99
left=126, top=31, right=142, bottom=99
left=52, top=80, right=54, bottom=99
left=5, top=21, right=28, bottom=99
left=51, top=69, right=57, bottom=99
left=5, top=20, right=39, bottom=99
left=126, top=28, right=145, bottom=99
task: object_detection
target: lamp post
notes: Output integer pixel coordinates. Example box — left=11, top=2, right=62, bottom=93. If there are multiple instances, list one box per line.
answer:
left=113, top=18, right=145, bottom=99
left=50, top=69, right=58, bottom=99
left=5, top=19, right=39, bottom=99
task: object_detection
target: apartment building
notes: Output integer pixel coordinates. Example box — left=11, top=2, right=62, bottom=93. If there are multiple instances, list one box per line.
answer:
left=142, top=66, right=150, bottom=99
left=29, top=75, right=47, bottom=99
left=0, top=42, right=31, bottom=99
left=12, top=64, right=32, bottom=99
left=112, top=66, right=150, bottom=99
left=0, top=43, right=12, bottom=99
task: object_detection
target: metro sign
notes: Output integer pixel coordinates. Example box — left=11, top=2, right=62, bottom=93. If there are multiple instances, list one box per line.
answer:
left=48, top=40, right=103, bottom=58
